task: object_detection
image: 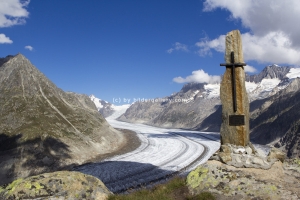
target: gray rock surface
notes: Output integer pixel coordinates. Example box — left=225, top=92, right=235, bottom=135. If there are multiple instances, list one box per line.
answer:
left=211, top=143, right=285, bottom=169
left=0, top=171, right=111, bottom=200
left=187, top=160, right=300, bottom=200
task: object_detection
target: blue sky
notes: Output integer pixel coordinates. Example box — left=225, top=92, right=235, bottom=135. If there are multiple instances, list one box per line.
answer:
left=1, top=0, right=300, bottom=104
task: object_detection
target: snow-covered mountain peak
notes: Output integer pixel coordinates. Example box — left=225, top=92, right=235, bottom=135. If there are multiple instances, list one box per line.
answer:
left=89, top=95, right=130, bottom=118
left=246, top=65, right=291, bottom=83
left=195, top=65, right=297, bottom=101
left=271, top=64, right=279, bottom=67
left=246, top=66, right=300, bottom=100
left=89, top=95, right=103, bottom=110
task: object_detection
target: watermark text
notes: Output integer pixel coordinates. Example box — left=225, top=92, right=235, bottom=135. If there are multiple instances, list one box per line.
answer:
left=112, top=97, right=194, bottom=104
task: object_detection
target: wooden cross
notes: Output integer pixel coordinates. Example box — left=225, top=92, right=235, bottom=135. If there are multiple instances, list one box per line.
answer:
left=220, top=51, right=246, bottom=113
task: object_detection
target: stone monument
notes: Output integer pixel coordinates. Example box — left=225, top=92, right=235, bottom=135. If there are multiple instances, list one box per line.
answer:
left=210, top=30, right=285, bottom=169
left=220, top=30, right=249, bottom=147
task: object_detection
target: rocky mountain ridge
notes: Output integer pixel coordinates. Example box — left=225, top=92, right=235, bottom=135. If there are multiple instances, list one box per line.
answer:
left=245, top=64, right=291, bottom=83
left=0, top=54, right=125, bottom=185
left=117, top=65, right=296, bottom=128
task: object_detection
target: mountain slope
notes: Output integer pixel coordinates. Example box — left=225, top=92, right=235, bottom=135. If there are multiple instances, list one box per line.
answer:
left=250, top=78, right=300, bottom=158
left=0, top=54, right=125, bottom=185
left=118, top=82, right=221, bottom=129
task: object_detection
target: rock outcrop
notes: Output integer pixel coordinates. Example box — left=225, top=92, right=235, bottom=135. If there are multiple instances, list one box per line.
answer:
left=210, top=144, right=285, bottom=169
left=187, top=159, right=300, bottom=199
left=0, top=171, right=112, bottom=200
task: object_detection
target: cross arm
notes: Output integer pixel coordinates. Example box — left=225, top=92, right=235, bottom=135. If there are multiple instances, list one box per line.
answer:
left=220, top=63, right=247, bottom=67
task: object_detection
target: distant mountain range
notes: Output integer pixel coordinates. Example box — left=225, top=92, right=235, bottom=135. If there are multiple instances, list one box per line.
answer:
left=92, top=64, right=300, bottom=158
left=0, top=54, right=125, bottom=185
left=117, top=64, right=299, bottom=128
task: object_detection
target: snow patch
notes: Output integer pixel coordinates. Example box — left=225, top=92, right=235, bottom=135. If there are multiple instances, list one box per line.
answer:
left=245, top=82, right=258, bottom=93
left=247, top=78, right=283, bottom=100
left=203, top=83, right=220, bottom=98
left=185, top=90, right=200, bottom=103
left=90, top=95, right=103, bottom=110
left=286, top=68, right=300, bottom=79
left=259, top=78, right=281, bottom=92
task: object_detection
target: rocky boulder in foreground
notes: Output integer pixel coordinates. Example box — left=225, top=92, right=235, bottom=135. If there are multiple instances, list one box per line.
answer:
left=210, top=144, right=285, bottom=169
left=0, top=171, right=111, bottom=200
left=187, top=160, right=300, bottom=199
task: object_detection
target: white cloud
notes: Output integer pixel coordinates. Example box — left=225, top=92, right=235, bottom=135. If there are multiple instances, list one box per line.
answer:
left=167, top=42, right=189, bottom=54
left=0, top=33, right=13, bottom=44
left=173, top=69, right=221, bottom=84
left=25, top=45, right=33, bottom=51
left=196, top=31, right=300, bottom=65
left=196, top=35, right=225, bottom=56
left=200, top=0, right=300, bottom=65
left=244, top=65, right=257, bottom=73
left=0, top=0, right=30, bottom=27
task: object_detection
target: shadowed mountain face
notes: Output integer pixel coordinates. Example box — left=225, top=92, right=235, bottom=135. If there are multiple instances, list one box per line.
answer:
left=250, top=78, right=300, bottom=158
left=0, top=54, right=124, bottom=185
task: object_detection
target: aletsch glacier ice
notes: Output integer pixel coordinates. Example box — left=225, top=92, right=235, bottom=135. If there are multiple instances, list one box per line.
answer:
left=74, top=107, right=220, bottom=193
left=78, top=66, right=300, bottom=193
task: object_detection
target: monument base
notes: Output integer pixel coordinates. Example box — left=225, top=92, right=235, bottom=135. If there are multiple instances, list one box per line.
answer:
left=210, top=143, right=285, bottom=169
